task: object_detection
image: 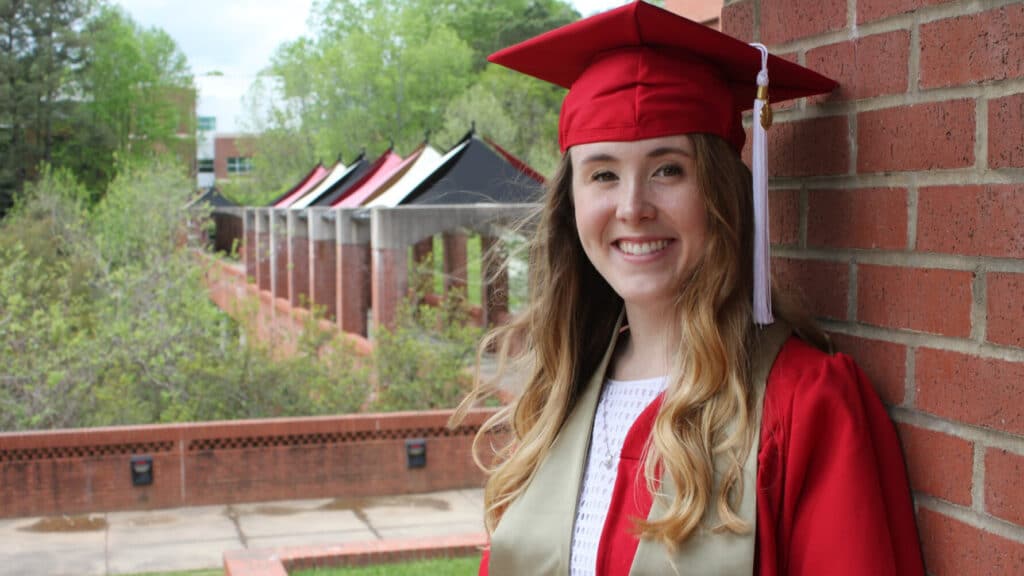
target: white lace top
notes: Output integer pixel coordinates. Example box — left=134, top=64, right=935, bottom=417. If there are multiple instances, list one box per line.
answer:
left=570, top=375, right=668, bottom=576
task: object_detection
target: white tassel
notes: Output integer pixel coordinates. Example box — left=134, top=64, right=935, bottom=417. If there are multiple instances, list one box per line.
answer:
left=750, top=43, right=774, bottom=325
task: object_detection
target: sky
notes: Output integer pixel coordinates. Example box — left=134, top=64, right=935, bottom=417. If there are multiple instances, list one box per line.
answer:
left=113, top=0, right=632, bottom=133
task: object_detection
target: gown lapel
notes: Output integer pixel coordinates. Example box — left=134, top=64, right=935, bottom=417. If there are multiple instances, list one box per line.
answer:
left=488, top=312, right=624, bottom=576
left=629, top=321, right=791, bottom=575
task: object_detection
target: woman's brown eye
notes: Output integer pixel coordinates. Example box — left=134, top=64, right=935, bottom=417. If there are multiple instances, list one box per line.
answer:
left=655, top=164, right=683, bottom=177
left=593, top=170, right=617, bottom=182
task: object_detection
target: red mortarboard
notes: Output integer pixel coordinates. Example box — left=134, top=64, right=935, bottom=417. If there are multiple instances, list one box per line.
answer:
left=488, top=1, right=839, bottom=325
left=488, top=0, right=837, bottom=153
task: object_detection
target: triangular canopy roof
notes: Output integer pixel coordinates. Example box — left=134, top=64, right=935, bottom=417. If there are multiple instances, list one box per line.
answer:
left=364, top=144, right=445, bottom=208
left=269, top=162, right=326, bottom=207
left=484, top=136, right=546, bottom=184
left=290, top=154, right=366, bottom=210
left=333, top=147, right=414, bottom=208
left=401, top=131, right=544, bottom=205
left=276, top=161, right=336, bottom=208
left=316, top=149, right=402, bottom=207
left=186, top=187, right=237, bottom=209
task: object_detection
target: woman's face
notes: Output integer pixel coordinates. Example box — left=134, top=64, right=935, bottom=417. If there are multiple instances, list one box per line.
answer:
left=570, top=134, right=708, bottom=313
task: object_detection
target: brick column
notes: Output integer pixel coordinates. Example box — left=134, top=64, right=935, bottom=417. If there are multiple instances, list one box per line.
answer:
left=412, top=237, right=435, bottom=296
left=309, top=209, right=337, bottom=321
left=371, top=247, right=405, bottom=333
left=371, top=208, right=409, bottom=334
left=481, top=235, right=509, bottom=327
left=271, top=209, right=289, bottom=303
left=244, top=208, right=256, bottom=283
left=256, top=209, right=271, bottom=292
left=287, top=210, right=310, bottom=308
left=337, top=209, right=371, bottom=336
left=442, top=231, right=468, bottom=296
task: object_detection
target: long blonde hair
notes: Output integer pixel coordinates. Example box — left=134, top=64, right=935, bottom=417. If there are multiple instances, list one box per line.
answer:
left=455, top=133, right=826, bottom=548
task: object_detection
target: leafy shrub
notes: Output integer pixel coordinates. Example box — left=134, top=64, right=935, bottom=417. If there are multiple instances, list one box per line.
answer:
left=1, top=160, right=486, bottom=430
left=0, top=161, right=376, bottom=430
left=372, top=286, right=482, bottom=412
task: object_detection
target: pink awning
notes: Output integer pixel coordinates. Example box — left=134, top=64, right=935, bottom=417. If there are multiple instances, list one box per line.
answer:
left=274, top=164, right=332, bottom=208
left=334, top=146, right=422, bottom=207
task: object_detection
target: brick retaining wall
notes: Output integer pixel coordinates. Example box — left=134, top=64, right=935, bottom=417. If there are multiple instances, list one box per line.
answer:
left=0, top=409, right=497, bottom=519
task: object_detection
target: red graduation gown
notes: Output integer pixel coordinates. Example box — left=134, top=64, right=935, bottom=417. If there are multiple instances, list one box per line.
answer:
left=480, top=337, right=925, bottom=575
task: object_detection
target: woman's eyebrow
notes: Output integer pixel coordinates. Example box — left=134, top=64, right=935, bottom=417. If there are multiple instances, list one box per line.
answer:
left=577, top=152, right=617, bottom=165
left=646, top=146, right=692, bottom=159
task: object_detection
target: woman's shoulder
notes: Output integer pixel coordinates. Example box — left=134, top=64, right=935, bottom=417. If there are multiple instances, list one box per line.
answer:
left=761, top=334, right=875, bottom=434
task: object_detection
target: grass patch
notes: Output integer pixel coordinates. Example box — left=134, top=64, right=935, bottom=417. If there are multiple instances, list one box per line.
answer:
left=291, top=555, right=479, bottom=575
left=428, top=235, right=482, bottom=306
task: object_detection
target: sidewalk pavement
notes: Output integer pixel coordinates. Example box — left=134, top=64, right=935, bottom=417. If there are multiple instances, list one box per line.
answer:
left=0, top=488, right=485, bottom=576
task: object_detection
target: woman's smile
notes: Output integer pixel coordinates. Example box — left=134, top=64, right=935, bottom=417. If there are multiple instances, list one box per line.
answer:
left=614, top=237, right=674, bottom=257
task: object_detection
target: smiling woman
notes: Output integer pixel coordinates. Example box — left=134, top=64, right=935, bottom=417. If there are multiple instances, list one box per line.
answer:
left=454, top=2, right=925, bottom=575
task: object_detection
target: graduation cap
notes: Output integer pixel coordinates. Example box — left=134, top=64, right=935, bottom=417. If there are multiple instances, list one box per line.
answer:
left=487, top=0, right=838, bottom=324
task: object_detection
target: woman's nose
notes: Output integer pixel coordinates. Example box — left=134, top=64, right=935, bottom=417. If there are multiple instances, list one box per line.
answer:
left=615, top=177, right=655, bottom=222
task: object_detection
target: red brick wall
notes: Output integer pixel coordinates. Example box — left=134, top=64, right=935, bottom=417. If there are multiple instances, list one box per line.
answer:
left=214, top=135, right=257, bottom=180
left=202, top=254, right=371, bottom=358
left=311, top=239, right=337, bottom=321
left=0, top=409, right=497, bottom=518
left=722, top=0, right=1024, bottom=572
left=290, top=231, right=311, bottom=309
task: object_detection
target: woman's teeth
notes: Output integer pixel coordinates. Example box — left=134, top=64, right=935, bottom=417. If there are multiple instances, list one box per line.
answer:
left=618, top=240, right=669, bottom=255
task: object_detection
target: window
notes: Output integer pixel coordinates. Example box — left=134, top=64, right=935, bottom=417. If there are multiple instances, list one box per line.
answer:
left=227, top=156, right=252, bottom=174
left=198, top=116, right=216, bottom=131
left=197, top=159, right=214, bottom=172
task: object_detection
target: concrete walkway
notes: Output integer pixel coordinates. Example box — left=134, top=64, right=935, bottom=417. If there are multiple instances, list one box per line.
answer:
left=0, top=489, right=484, bottom=576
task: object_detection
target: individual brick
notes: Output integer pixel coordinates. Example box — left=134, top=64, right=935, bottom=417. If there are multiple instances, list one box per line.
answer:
left=917, top=507, right=1024, bottom=576
left=917, top=185, right=1024, bottom=258
left=920, top=5, right=1024, bottom=89
left=772, top=257, right=849, bottom=320
left=915, top=348, right=1024, bottom=435
left=768, top=116, right=850, bottom=177
left=857, top=100, right=975, bottom=173
left=896, top=424, right=973, bottom=506
left=858, top=0, right=955, bottom=25
left=770, top=189, right=800, bottom=246
left=807, top=188, right=907, bottom=250
left=986, top=448, right=1024, bottom=526
left=987, top=272, right=1024, bottom=349
left=990, top=94, right=1024, bottom=169
left=857, top=265, right=973, bottom=337
left=761, top=0, right=845, bottom=45
left=806, top=31, right=910, bottom=102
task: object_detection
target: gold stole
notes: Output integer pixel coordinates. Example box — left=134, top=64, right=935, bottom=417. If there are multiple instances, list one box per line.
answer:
left=489, top=322, right=791, bottom=575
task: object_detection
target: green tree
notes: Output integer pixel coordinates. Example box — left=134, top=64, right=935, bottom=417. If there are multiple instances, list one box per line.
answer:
left=438, top=65, right=563, bottom=178
left=303, top=0, right=474, bottom=157
left=0, top=160, right=373, bottom=430
left=432, top=0, right=579, bottom=68
left=69, top=4, right=194, bottom=195
left=241, top=0, right=578, bottom=198
left=0, top=0, right=91, bottom=214
left=226, top=74, right=318, bottom=206
left=0, top=1, right=194, bottom=212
